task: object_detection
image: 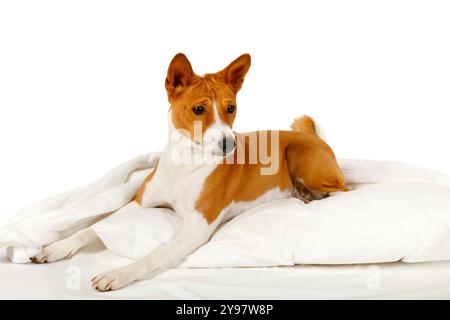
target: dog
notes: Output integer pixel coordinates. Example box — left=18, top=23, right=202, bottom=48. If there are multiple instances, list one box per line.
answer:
left=31, top=53, right=348, bottom=291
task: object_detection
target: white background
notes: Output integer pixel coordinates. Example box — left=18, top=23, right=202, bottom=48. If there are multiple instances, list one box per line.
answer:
left=1, top=0, right=449, bottom=224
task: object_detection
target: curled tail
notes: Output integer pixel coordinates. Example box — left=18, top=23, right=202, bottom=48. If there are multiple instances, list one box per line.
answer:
left=291, top=115, right=317, bottom=135
left=291, top=115, right=326, bottom=140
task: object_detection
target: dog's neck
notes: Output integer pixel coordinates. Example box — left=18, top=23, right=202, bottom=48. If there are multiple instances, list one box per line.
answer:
left=158, top=110, right=219, bottom=182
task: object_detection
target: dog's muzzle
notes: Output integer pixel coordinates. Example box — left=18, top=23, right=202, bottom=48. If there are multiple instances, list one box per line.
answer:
left=217, top=135, right=236, bottom=156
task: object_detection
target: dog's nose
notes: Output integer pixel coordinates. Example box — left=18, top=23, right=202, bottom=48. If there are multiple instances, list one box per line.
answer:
left=218, top=136, right=236, bottom=155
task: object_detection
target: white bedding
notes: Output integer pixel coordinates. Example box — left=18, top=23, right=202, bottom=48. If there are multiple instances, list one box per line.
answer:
left=1, top=242, right=450, bottom=299
left=2, top=153, right=450, bottom=267
left=2, top=153, right=450, bottom=299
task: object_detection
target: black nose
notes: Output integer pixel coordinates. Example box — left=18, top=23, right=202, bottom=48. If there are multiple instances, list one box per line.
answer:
left=218, top=136, right=236, bottom=154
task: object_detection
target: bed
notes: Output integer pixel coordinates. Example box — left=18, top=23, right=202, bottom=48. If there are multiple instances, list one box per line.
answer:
left=1, top=241, right=450, bottom=299
left=2, top=154, right=450, bottom=299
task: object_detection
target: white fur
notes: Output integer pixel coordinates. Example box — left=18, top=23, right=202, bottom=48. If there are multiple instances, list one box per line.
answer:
left=31, top=227, right=98, bottom=263
left=91, top=114, right=223, bottom=291
left=202, top=96, right=235, bottom=156
left=221, top=187, right=291, bottom=223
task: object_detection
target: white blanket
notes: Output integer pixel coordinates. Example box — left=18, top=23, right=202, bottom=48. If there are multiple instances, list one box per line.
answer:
left=1, top=152, right=450, bottom=267
left=0, top=153, right=160, bottom=263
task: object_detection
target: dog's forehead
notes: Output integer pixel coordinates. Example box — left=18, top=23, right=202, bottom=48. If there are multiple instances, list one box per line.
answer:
left=170, top=75, right=235, bottom=112
left=202, top=75, right=235, bottom=98
left=178, top=75, right=234, bottom=103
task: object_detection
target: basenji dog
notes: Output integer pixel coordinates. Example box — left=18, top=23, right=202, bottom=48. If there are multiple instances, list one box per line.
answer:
left=31, top=53, right=348, bottom=291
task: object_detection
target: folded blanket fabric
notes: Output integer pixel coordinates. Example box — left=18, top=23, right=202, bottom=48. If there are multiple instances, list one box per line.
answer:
left=1, top=152, right=450, bottom=266
left=0, top=153, right=160, bottom=263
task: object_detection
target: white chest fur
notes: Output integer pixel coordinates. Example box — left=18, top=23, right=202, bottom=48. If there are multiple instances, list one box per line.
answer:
left=139, top=146, right=217, bottom=216
left=140, top=149, right=292, bottom=226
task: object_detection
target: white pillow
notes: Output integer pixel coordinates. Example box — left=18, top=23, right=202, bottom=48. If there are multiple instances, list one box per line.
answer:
left=92, top=208, right=180, bottom=261
left=92, top=160, right=450, bottom=267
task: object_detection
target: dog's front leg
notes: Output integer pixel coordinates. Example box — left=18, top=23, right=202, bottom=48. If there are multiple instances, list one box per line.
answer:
left=91, top=213, right=213, bottom=291
left=31, top=201, right=142, bottom=263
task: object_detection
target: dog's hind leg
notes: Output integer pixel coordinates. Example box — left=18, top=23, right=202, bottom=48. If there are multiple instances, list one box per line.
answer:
left=286, top=138, right=348, bottom=197
left=292, top=178, right=329, bottom=203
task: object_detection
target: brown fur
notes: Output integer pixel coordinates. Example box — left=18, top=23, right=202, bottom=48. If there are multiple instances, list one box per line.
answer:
left=196, top=130, right=348, bottom=223
left=135, top=167, right=157, bottom=204
left=166, top=53, right=250, bottom=140
left=291, top=115, right=316, bottom=136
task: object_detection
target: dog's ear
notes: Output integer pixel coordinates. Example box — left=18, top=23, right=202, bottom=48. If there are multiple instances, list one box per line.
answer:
left=219, top=54, right=251, bottom=93
left=165, top=53, right=195, bottom=97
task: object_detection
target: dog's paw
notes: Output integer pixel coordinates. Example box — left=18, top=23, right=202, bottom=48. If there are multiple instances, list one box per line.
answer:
left=292, top=179, right=329, bottom=204
left=91, top=269, right=129, bottom=292
left=30, top=239, right=78, bottom=263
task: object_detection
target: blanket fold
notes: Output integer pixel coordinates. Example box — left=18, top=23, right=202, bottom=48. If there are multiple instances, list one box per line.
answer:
left=0, top=153, right=160, bottom=263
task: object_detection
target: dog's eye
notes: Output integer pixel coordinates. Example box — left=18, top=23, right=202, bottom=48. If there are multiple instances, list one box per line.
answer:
left=227, top=105, right=236, bottom=113
left=192, top=105, right=205, bottom=115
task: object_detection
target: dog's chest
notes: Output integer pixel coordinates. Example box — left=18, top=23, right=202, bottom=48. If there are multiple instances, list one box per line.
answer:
left=142, top=155, right=218, bottom=215
left=141, top=150, right=293, bottom=222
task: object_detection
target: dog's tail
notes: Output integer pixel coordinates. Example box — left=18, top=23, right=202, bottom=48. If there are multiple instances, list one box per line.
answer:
left=291, top=115, right=316, bottom=135
left=290, top=115, right=326, bottom=140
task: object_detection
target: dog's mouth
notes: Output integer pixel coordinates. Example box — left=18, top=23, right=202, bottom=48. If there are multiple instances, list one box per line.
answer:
left=211, top=150, right=225, bottom=157
left=211, top=147, right=236, bottom=158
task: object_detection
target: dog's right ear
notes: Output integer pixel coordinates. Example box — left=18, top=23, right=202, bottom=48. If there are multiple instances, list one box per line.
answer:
left=165, top=53, right=195, bottom=98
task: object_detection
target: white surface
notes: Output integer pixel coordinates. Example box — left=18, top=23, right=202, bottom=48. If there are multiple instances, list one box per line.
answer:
left=1, top=1, right=450, bottom=226
left=1, top=242, right=450, bottom=299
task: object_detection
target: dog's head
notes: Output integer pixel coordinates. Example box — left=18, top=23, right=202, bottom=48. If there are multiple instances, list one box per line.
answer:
left=165, top=53, right=251, bottom=159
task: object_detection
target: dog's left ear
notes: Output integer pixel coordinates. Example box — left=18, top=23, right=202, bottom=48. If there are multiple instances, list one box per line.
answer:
left=219, top=54, right=251, bottom=93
